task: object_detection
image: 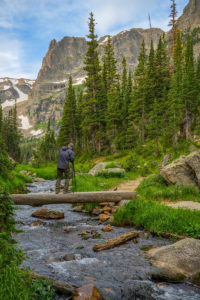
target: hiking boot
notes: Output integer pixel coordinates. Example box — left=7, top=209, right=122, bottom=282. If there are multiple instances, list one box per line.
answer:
left=63, top=190, right=71, bottom=194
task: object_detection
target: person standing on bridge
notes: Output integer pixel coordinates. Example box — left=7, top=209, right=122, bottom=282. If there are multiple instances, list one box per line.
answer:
left=55, top=143, right=74, bottom=194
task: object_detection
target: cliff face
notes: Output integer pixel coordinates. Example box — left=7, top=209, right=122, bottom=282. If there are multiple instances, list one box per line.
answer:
left=29, top=28, right=163, bottom=103
left=178, top=0, right=200, bottom=31
left=178, top=0, right=200, bottom=59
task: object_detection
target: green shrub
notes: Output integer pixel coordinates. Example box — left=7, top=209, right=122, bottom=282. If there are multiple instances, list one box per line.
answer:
left=105, top=162, right=118, bottom=169
left=30, top=278, right=56, bottom=299
left=96, top=171, right=125, bottom=178
left=123, top=155, right=138, bottom=171
left=0, top=190, right=30, bottom=299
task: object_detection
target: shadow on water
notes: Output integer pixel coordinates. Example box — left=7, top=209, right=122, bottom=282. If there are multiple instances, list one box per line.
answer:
left=14, top=180, right=200, bottom=299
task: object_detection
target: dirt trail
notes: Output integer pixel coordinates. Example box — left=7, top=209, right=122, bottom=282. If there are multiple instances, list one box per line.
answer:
left=165, top=201, right=200, bottom=211
left=115, top=177, right=143, bottom=192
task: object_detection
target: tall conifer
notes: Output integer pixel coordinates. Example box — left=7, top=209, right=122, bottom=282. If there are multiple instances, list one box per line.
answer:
left=182, top=35, right=198, bottom=139
left=127, top=40, right=147, bottom=144
left=168, top=32, right=184, bottom=144
left=82, top=12, right=102, bottom=152
left=57, top=76, right=77, bottom=147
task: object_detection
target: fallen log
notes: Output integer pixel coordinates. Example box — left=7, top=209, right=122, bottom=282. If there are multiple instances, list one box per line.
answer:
left=11, top=191, right=136, bottom=206
left=30, top=272, right=76, bottom=295
left=93, top=231, right=139, bottom=252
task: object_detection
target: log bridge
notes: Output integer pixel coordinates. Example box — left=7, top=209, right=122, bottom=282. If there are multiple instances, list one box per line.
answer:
left=11, top=191, right=136, bottom=206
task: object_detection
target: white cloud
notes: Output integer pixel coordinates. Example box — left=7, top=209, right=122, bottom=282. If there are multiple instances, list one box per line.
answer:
left=0, top=34, right=37, bottom=78
left=88, top=0, right=165, bottom=34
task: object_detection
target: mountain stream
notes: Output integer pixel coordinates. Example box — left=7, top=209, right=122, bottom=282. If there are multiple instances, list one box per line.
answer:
left=14, top=180, right=200, bottom=299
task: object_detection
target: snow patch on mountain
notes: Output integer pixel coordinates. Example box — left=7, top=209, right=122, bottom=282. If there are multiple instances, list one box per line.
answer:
left=99, top=36, right=109, bottom=45
left=30, top=129, right=43, bottom=136
left=3, top=85, right=10, bottom=90
left=18, top=114, right=43, bottom=136
left=73, top=76, right=86, bottom=85
left=18, top=115, right=33, bottom=130
left=0, top=78, right=35, bottom=109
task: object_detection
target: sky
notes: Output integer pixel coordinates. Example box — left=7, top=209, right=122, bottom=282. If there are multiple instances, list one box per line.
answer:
left=0, top=0, right=189, bottom=79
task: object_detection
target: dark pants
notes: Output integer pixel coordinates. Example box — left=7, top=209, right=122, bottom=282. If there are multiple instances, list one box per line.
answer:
left=55, top=168, right=70, bottom=193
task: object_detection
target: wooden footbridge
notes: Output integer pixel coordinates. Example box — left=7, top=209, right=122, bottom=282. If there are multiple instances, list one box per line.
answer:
left=11, top=191, right=136, bottom=206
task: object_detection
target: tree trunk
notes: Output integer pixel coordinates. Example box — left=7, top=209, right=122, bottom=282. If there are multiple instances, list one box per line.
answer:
left=11, top=191, right=136, bottom=206
left=93, top=231, right=139, bottom=252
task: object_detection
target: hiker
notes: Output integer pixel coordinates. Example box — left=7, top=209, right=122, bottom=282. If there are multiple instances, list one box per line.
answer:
left=55, top=143, right=74, bottom=194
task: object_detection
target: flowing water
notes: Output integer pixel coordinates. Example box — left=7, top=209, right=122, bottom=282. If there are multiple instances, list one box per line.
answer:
left=15, top=180, right=200, bottom=299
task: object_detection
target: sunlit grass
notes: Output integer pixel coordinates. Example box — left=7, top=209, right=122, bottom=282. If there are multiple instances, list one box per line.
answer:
left=114, top=197, right=200, bottom=238
left=137, top=175, right=200, bottom=203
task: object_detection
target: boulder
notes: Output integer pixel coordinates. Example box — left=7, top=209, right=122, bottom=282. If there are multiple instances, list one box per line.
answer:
left=104, top=168, right=125, bottom=175
left=185, top=151, right=200, bottom=186
left=34, top=177, right=46, bottom=182
left=31, top=221, right=44, bottom=226
left=62, top=254, right=76, bottom=261
left=88, top=162, right=123, bottom=176
left=92, top=208, right=102, bottom=215
left=32, top=208, right=64, bottom=219
left=88, top=163, right=109, bottom=176
left=118, top=200, right=131, bottom=207
left=111, top=206, right=120, bottom=214
left=147, top=238, right=200, bottom=277
left=160, top=154, right=198, bottom=188
left=161, top=154, right=170, bottom=168
left=102, top=206, right=112, bottom=213
left=99, top=214, right=110, bottom=222
left=102, top=224, right=113, bottom=232
left=73, top=284, right=105, bottom=300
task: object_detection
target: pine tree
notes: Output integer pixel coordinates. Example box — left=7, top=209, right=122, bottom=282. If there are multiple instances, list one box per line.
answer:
left=41, top=119, right=57, bottom=161
left=99, top=35, right=118, bottom=152
left=168, top=0, right=178, bottom=54
left=119, top=58, right=131, bottom=148
left=2, top=104, right=21, bottom=161
left=57, top=76, right=77, bottom=148
left=103, top=36, right=118, bottom=92
left=127, top=40, right=147, bottom=145
left=145, top=40, right=156, bottom=115
left=82, top=12, right=102, bottom=152
left=0, top=105, right=2, bottom=133
left=168, top=32, right=184, bottom=144
left=76, top=90, right=84, bottom=152
left=182, top=35, right=198, bottom=139
left=196, top=55, right=200, bottom=82
left=150, top=36, right=170, bottom=149
left=106, top=82, right=121, bottom=152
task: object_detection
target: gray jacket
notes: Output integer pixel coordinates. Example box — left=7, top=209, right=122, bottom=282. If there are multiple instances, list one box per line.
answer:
left=57, top=146, right=74, bottom=169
